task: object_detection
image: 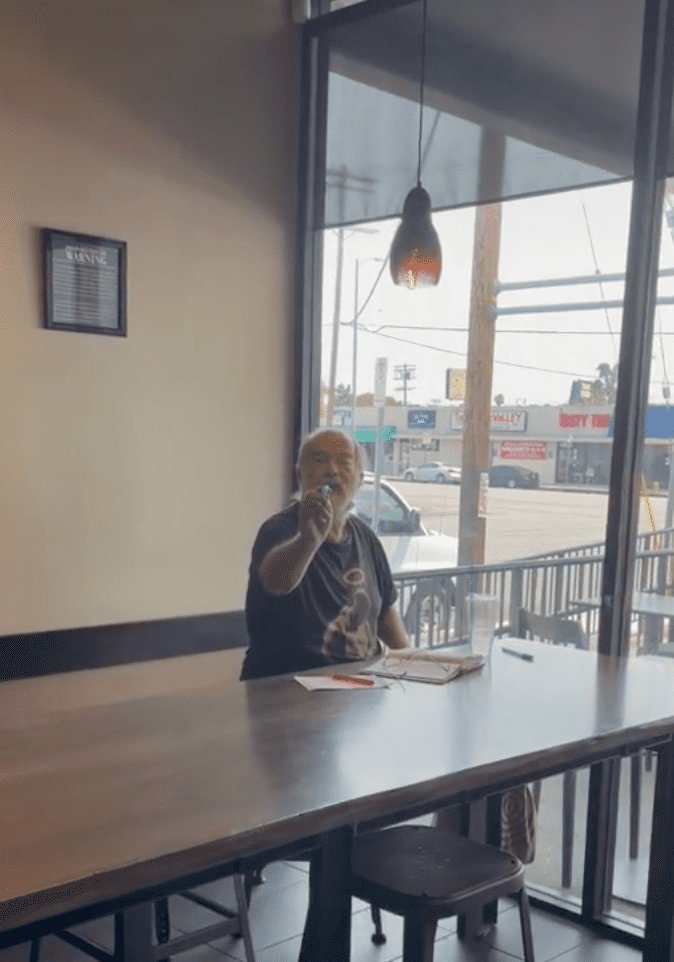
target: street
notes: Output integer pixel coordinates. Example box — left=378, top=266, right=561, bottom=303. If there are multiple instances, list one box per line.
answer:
left=394, top=480, right=668, bottom=562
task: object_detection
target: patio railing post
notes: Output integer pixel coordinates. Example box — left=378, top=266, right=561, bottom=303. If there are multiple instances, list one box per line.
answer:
left=509, top=567, right=523, bottom=637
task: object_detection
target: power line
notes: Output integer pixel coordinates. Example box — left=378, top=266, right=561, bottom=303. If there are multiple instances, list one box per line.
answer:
left=353, top=256, right=388, bottom=321
left=363, top=324, right=674, bottom=335
left=580, top=200, right=619, bottom=361
left=357, top=324, right=599, bottom=379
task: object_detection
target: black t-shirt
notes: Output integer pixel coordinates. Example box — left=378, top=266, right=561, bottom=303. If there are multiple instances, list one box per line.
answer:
left=241, top=503, right=397, bottom=679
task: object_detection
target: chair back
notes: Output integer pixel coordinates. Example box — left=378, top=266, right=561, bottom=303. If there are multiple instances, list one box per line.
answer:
left=517, top=609, right=588, bottom=650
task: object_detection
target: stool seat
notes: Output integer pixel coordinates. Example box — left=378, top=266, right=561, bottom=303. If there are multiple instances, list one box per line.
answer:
left=350, top=825, right=535, bottom=962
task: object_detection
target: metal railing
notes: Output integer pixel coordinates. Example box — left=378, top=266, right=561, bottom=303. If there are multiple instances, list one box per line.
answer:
left=395, top=527, right=674, bottom=650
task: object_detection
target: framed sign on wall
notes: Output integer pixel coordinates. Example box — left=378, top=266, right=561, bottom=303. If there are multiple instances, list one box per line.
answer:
left=41, top=228, right=127, bottom=336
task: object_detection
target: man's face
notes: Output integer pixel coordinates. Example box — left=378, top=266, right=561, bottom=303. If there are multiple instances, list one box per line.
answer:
left=299, top=432, right=363, bottom=510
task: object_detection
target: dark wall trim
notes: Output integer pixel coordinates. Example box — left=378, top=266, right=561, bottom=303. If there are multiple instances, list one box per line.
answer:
left=0, top=611, right=248, bottom=682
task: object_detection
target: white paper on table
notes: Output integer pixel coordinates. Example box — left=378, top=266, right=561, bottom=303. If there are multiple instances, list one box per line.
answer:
left=294, top=674, right=389, bottom=691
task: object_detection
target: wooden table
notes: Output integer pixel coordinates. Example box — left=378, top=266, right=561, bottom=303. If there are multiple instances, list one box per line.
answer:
left=3, top=642, right=674, bottom=961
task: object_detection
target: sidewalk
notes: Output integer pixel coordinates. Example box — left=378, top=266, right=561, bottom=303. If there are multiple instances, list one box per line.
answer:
left=540, top=482, right=609, bottom=494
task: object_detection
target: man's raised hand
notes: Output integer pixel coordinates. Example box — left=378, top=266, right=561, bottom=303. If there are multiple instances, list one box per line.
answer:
left=298, top=488, right=333, bottom=546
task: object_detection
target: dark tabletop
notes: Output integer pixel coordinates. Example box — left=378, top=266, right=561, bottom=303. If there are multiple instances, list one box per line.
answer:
left=2, top=641, right=674, bottom=933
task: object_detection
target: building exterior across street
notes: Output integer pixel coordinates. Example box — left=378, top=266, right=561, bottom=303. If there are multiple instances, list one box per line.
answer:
left=335, top=403, right=674, bottom=488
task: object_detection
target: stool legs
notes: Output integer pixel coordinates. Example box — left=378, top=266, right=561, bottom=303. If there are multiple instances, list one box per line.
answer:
left=402, top=913, right=438, bottom=962
left=370, top=905, right=385, bottom=944
left=155, top=898, right=170, bottom=962
left=513, top=888, right=536, bottom=962
left=562, top=769, right=577, bottom=888
left=630, top=752, right=642, bottom=860
left=233, top=874, right=256, bottom=962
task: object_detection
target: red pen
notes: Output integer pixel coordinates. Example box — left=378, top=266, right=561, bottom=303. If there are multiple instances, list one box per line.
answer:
left=331, top=673, right=374, bottom=687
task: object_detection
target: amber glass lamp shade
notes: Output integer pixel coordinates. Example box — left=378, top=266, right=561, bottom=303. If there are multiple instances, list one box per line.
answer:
left=390, top=185, right=442, bottom=289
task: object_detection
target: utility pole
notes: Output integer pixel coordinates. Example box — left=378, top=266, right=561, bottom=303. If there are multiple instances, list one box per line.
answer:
left=326, top=167, right=346, bottom=426
left=325, top=167, right=374, bottom=425
left=394, top=364, right=416, bottom=406
left=458, top=132, right=505, bottom=569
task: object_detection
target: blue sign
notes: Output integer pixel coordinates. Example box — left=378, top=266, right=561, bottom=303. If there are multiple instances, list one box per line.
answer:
left=607, top=405, right=674, bottom=439
left=407, top=410, right=436, bottom=429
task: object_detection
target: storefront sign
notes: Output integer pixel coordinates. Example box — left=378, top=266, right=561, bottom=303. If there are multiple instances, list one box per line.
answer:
left=500, top=441, right=547, bottom=460
left=558, top=412, right=611, bottom=430
left=450, top=410, right=527, bottom=432
left=355, top=426, right=396, bottom=443
left=408, top=410, right=436, bottom=429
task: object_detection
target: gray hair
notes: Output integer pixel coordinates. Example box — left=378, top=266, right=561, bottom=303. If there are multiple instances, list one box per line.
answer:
left=292, top=428, right=364, bottom=499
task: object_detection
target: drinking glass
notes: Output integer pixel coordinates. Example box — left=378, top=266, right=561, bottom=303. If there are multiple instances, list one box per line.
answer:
left=467, top=593, right=500, bottom=660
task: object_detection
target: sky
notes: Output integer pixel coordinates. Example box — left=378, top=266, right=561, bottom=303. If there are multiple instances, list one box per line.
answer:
left=321, top=180, right=674, bottom=409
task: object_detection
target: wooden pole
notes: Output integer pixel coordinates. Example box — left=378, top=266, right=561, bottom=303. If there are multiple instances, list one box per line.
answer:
left=458, top=132, right=505, bottom=568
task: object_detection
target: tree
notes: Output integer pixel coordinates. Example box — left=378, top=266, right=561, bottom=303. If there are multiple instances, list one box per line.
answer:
left=334, top=383, right=353, bottom=407
left=356, top=392, right=399, bottom=406
left=493, top=393, right=505, bottom=406
left=594, top=363, right=618, bottom=404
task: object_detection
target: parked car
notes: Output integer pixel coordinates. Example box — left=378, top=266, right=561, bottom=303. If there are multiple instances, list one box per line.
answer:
left=488, top=464, right=540, bottom=489
left=402, top=461, right=461, bottom=484
left=353, top=474, right=458, bottom=632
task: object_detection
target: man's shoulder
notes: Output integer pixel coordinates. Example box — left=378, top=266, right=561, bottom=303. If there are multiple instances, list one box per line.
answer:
left=258, top=502, right=299, bottom=531
left=251, top=503, right=299, bottom=555
left=349, top=512, right=384, bottom=552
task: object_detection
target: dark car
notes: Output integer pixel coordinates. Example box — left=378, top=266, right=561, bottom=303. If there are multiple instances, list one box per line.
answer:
left=488, top=464, right=540, bottom=489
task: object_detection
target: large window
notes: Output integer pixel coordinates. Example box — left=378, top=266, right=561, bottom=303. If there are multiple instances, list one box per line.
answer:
left=301, top=0, right=674, bottom=938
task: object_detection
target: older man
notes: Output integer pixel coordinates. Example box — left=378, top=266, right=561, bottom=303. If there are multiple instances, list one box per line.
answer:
left=241, top=427, right=408, bottom=680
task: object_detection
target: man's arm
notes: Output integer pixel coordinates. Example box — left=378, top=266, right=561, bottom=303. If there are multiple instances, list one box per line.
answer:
left=258, top=491, right=332, bottom=595
left=259, top=531, right=321, bottom=595
left=377, top=605, right=409, bottom=649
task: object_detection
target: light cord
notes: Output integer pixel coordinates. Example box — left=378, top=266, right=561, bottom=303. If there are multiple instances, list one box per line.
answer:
left=417, top=0, right=428, bottom=186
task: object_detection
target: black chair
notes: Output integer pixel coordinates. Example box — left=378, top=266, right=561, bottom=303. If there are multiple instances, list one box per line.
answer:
left=517, top=609, right=587, bottom=889
left=350, top=825, right=535, bottom=962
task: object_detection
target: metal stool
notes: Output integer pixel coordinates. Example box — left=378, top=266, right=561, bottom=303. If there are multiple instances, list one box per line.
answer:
left=350, top=825, right=535, bottom=962
left=29, top=874, right=255, bottom=962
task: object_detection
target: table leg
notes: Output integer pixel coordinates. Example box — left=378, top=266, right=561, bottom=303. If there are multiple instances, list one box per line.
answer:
left=298, top=825, right=353, bottom=962
left=457, top=796, right=500, bottom=939
left=644, top=737, right=674, bottom=962
left=117, top=903, right=155, bottom=962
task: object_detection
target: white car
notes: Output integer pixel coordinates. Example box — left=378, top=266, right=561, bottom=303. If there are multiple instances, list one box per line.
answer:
left=353, top=474, right=458, bottom=631
left=403, top=461, right=461, bottom=484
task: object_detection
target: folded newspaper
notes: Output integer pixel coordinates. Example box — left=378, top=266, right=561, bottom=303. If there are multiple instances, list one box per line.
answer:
left=362, top=648, right=485, bottom=684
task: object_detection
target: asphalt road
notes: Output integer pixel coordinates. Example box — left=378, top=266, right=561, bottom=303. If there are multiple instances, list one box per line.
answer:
left=394, top=480, right=668, bottom=563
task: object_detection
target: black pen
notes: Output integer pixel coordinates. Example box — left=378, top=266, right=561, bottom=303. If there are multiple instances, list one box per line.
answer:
left=501, top=647, right=534, bottom=662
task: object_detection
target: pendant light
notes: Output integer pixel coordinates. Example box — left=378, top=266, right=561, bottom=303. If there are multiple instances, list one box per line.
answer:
left=390, top=0, right=442, bottom=290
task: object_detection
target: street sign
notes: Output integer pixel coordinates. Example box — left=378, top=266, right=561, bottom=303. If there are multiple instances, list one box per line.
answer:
left=374, top=357, right=388, bottom=407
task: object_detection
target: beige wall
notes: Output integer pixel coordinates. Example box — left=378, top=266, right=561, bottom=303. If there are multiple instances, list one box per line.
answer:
left=0, top=1, right=299, bottom=633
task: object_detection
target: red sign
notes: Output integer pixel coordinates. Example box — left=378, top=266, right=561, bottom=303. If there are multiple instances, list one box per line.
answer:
left=500, top=441, right=547, bottom=461
left=558, top=412, right=611, bottom=430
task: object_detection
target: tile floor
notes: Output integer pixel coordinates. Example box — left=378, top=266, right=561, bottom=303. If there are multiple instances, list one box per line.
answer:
left=1, top=860, right=642, bottom=962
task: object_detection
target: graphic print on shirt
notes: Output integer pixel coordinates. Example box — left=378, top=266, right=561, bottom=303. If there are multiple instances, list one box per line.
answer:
left=322, top=566, right=376, bottom=659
